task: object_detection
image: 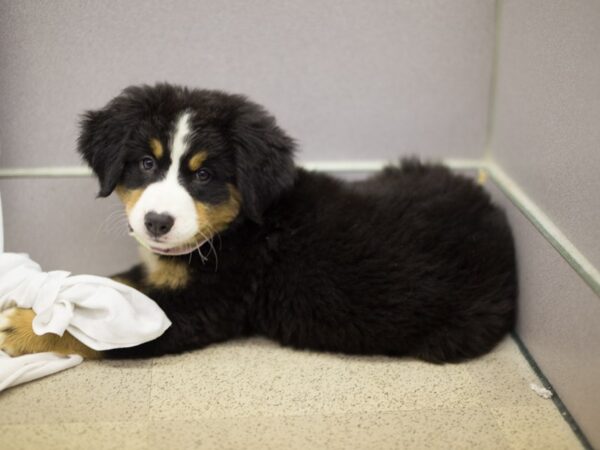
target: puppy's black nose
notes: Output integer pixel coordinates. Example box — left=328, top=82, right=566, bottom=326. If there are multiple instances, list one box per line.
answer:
left=144, top=212, right=174, bottom=238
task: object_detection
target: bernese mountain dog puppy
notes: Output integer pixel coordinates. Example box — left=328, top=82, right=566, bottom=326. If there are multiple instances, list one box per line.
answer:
left=1, top=83, right=517, bottom=363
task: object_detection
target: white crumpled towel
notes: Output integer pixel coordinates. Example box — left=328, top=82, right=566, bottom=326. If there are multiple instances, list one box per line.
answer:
left=0, top=193, right=171, bottom=391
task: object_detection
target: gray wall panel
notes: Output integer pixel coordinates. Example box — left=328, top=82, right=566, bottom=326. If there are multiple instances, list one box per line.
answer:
left=488, top=181, right=600, bottom=447
left=0, top=0, right=495, bottom=167
left=489, top=2, right=600, bottom=445
left=0, top=178, right=139, bottom=276
left=490, top=0, right=600, bottom=268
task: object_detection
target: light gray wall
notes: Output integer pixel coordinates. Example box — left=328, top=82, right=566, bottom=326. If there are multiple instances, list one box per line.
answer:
left=490, top=0, right=600, bottom=268
left=488, top=182, right=600, bottom=448
left=0, top=177, right=139, bottom=276
left=489, top=0, right=600, bottom=445
left=0, top=0, right=495, bottom=168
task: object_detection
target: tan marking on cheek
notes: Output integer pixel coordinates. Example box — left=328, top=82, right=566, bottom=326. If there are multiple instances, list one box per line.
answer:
left=145, top=257, right=190, bottom=290
left=195, top=184, right=242, bottom=235
left=139, top=246, right=159, bottom=272
left=150, top=138, right=164, bottom=160
left=139, top=247, right=188, bottom=290
left=115, top=186, right=144, bottom=214
left=188, top=151, right=208, bottom=172
left=0, top=308, right=101, bottom=359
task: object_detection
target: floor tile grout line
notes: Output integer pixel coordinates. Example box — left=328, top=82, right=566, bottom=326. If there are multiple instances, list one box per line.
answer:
left=510, top=331, right=594, bottom=450
left=141, top=406, right=503, bottom=422
left=148, top=359, right=155, bottom=423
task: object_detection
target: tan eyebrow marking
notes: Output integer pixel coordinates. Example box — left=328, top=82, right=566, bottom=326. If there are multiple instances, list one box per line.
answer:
left=188, top=151, right=208, bottom=172
left=150, top=138, right=164, bottom=160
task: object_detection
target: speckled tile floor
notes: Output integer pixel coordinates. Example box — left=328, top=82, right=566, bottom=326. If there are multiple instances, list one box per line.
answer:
left=0, top=337, right=582, bottom=450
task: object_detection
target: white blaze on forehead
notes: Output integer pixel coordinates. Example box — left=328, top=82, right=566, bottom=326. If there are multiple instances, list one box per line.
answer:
left=128, top=111, right=200, bottom=246
left=167, top=111, right=192, bottom=181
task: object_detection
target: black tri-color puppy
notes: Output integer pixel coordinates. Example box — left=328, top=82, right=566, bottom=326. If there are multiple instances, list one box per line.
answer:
left=0, top=83, right=517, bottom=363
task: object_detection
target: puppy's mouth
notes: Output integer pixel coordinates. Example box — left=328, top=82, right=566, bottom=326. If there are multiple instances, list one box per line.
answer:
left=148, top=241, right=206, bottom=256
left=128, top=225, right=206, bottom=256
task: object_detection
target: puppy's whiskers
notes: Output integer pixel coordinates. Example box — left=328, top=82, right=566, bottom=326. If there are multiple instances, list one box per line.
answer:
left=97, top=209, right=129, bottom=239
left=205, top=223, right=222, bottom=252
left=194, top=238, right=208, bottom=264
left=198, top=228, right=218, bottom=272
left=97, top=209, right=123, bottom=235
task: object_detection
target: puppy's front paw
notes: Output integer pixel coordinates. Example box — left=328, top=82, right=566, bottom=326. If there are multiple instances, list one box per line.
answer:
left=0, top=307, right=101, bottom=359
left=0, top=307, right=37, bottom=356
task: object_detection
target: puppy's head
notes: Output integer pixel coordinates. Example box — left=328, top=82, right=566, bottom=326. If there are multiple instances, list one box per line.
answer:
left=78, top=84, right=295, bottom=255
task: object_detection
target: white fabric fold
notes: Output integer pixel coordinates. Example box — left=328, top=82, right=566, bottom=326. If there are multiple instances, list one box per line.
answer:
left=0, top=352, right=83, bottom=391
left=0, top=253, right=171, bottom=391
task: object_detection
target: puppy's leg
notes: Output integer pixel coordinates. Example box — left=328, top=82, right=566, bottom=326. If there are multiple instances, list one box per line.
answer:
left=0, top=307, right=100, bottom=359
left=104, top=292, right=248, bottom=359
left=0, top=263, right=248, bottom=360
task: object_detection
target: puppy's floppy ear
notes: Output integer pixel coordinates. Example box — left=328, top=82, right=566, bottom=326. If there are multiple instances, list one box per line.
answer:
left=231, top=102, right=296, bottom=223
left=77, top=108, right=129, bottom=197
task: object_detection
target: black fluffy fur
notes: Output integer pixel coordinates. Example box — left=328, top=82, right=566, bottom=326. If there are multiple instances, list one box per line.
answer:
left=78, top=83, right=517, bottom=363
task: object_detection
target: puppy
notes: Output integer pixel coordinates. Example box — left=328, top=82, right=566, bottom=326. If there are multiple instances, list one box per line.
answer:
left=0, top=83, right=517, bottom=363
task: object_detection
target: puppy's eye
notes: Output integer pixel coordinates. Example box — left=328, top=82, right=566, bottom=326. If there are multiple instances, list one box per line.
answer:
left=195, top=168, right=212, bottom=183
left=140, top=157, right=156, bottom=171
